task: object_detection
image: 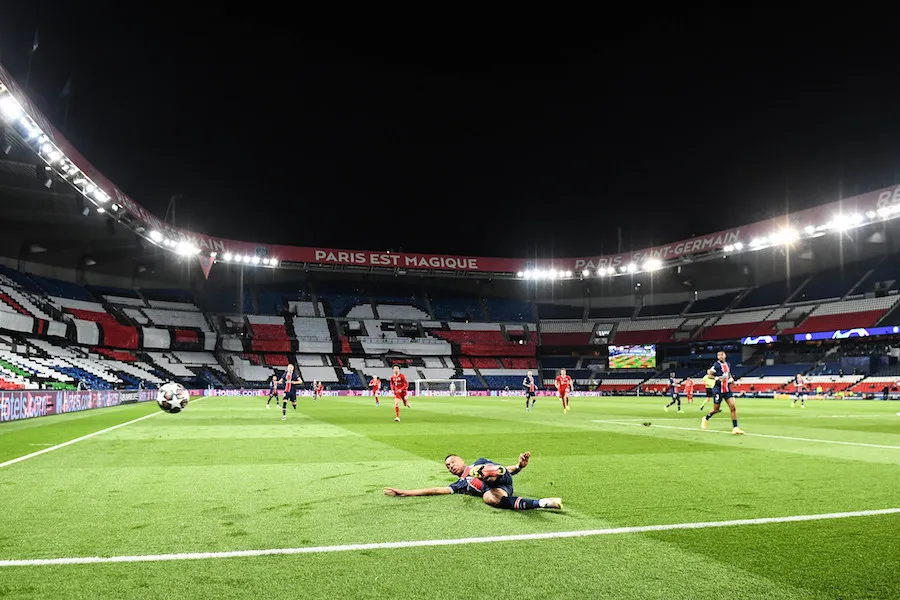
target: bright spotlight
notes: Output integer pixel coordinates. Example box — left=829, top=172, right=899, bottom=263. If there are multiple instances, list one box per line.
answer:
left=0, top=96, right=23, bottom=119
left=269, top=258, right=279, bottom=267
left=223, top=252, right=233, bottom=261
left=581, top=269, right=589, bottom=277
left=770, top=228, right=798, bottom=245
left=517, top=271, right=524, bottom=278
left=149, top=230, right=163, bottom=242
left=643, top=258, right=662, bottom=271
left=564, top=270, right=573, bottom=277
left=733, top=242, right=744, bottom=251
left=626, top=263, right=637, bottom=273
left=251, top=256, right=260, bottom=265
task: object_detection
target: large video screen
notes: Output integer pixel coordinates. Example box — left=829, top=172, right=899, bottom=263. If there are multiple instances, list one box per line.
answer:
left=608, top=344, right=657, bottom=369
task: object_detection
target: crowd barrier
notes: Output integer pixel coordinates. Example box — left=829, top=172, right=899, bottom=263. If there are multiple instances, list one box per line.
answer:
left=0, top=389, right=206, bottom=423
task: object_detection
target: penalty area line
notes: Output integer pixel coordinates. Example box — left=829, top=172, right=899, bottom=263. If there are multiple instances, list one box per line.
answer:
left=592, top=419, right=900, bottom=449
left=0, top=396, right=210, bottom=470
left=0, top=508, right=897, bottom=567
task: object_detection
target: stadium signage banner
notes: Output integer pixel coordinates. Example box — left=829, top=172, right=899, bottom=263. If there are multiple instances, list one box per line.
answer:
left=4, top=60, right=900, bottom=275
left=793, top=325, right=900, bottom=341
left=0, top=389, right=154, bottom=423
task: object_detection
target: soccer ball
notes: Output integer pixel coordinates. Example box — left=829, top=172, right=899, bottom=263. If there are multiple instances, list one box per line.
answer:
left=156, top=382, right=189, bottom=413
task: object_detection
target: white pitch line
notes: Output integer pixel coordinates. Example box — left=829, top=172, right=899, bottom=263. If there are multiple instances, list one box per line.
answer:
left=592, top=419, right=900, bottom=449
left=0, top=397, right=209, bottom=469
left=0, top=508, right=896, bottom=567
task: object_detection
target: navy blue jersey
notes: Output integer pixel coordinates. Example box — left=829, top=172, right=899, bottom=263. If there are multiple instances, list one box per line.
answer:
left=448, top=458, right=512, bottom=496
left=712, top=361, right=732, bottom=393
left=669, top=377, right=677, bottom=394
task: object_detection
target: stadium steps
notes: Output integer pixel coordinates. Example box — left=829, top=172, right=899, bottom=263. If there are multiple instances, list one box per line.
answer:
left=472, top=367, right=489, bottom=389
left=422, top=291, right=437, bottom=320
left=781, top=274, right=815, bottom=305
left=874, top=296, right=900, bottom=326
left=844, top=257, right=884, bottom=299
left=480, top=297, right=491, bottom=322
left=581, top=304, right=589, bottom=320
left=680, top=298, right=695, bottom=316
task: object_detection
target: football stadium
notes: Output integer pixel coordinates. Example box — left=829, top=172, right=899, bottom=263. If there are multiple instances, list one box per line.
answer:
left=1, top=52, right=900, bottom=599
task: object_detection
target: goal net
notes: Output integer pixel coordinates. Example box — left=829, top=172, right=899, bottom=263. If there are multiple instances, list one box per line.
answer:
left=414, top=379, right=467, bottom=396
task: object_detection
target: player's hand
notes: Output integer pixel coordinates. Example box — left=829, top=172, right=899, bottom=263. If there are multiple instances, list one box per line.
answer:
left=384, top=488, right=405, bottom=496
left=518, top=451, right=531, bottom=468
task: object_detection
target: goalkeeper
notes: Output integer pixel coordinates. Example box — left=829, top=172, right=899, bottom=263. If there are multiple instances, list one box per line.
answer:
left=384, top=452, right=562, bottom=510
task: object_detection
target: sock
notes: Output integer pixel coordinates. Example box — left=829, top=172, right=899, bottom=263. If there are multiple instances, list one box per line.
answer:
left=394, top=405, right=400, bottom=418
left=498, top=496, right=541, bottom=510
left=282, top=402, right=287, bottom=416
left=676, top=398, right=681, bottom=409
left=732, top=419, right=738, bottom=428
left=705, top=413, right=712, bottom=420
left=292, top=402, right=296, bottom=410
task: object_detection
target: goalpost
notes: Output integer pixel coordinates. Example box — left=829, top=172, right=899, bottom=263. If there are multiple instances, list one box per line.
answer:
left=414, top=379, right=468, bottom=397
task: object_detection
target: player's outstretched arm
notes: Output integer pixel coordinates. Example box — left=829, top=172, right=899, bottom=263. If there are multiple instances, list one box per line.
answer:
left=506, top=451, right=531, bottom=475
left=384, top=487, right=452, bottom=497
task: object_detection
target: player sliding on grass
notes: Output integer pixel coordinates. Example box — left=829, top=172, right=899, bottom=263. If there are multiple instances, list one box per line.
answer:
left=384, top=451, right=562, bottom=511
left=702, top=351, right=744, bottom=434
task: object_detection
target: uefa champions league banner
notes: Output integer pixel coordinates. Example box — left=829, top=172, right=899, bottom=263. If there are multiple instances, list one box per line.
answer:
left=0, top=389, right=156, bottom=423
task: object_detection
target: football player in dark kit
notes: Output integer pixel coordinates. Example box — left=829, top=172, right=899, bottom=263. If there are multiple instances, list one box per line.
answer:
left=384, top=452, right=562, bottom=510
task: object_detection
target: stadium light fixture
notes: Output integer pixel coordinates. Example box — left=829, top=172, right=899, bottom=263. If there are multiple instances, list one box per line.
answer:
left=565, top=270, right=573, bottom=278
left=804, top=225, right=816, bottom=235
left=97, top=207, right=105, bottom=214
left=222, top=252, right=233, bottom=261
left=643, top=258, right=662, bottom=271
left=516, top=271, right=524, bottom=278
left=770, top=228, right=798, bottom=245
left=0, top=95, right=23, bottom=120
left=149, top=230, right=163, bottom=242
left=733, top=242, right=744, bottom=250
left=251, top=256, right=260, bottom=265
left=723, top=244, right=735, bottom=252
left=626, top=263, right=637, bottom=273
left=581, top=269, right=589, bottom=277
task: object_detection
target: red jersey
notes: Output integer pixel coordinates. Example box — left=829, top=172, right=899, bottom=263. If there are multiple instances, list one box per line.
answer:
left=555, top=375, right=572, bottom=391
left=370, top=377, right=381, bottom=391
left=390, top=373, right=408, bottom=393
left=684, top=379, right=694, bottom=392
left=315, top=383, right=324, bottom=393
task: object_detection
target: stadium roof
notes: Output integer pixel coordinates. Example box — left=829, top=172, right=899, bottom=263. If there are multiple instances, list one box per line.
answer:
left=2, top=60, right=900, bottom=283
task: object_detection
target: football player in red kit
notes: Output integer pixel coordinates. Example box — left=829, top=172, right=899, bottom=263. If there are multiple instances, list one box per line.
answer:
left=555, top=368, right=572, bottom=413
left=390, top=365, right=410, bottom=422
left=369, top=376, right=381, bottom=406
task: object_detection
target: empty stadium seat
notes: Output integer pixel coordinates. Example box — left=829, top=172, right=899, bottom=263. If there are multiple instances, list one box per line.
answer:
left=687, top=292, right=740, bottom=314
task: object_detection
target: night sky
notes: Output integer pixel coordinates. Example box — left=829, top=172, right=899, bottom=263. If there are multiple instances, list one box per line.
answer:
left=2, top=7, right=900, bottom=259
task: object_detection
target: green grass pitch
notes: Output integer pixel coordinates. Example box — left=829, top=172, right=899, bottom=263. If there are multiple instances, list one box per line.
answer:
left=1, top=394, right=898, bottom=599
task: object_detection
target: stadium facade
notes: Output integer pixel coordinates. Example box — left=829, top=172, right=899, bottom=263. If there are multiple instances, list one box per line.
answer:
left=2, top=60, right=900, bottom=413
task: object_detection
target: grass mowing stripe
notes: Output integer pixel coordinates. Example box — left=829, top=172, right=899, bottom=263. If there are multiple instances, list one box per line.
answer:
left=1, top=508, right=896, bottom=567
left=0, top=397, right=208, bottom=469
left=592, top=420, right=900, bottom=449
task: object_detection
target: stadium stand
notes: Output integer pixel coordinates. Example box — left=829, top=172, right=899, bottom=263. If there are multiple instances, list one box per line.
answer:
left=686, top=291, right=741, bottom=314
left=540, top=320, right=598, bottom=346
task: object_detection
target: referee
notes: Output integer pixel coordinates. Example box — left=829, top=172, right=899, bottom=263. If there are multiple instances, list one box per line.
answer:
left=699, top=368, right=716, bottom=411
